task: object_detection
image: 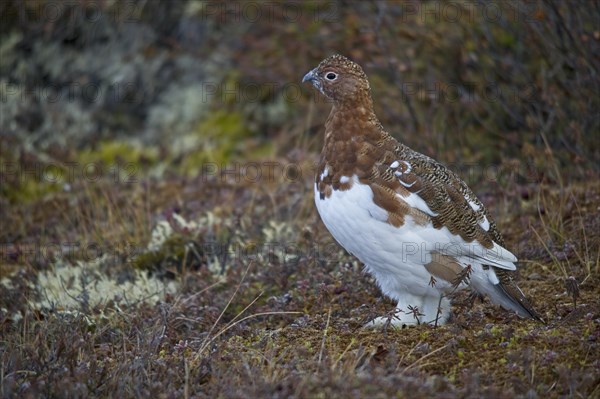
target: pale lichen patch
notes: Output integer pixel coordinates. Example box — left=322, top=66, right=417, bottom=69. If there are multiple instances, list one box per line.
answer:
left=30, top=255, right=179, bottom=312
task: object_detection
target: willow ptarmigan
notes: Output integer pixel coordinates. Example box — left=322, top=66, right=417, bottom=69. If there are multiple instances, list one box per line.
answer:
left=303, top=54, right=542, bottom=327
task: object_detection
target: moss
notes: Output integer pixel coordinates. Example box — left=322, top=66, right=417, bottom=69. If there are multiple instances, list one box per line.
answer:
left=0, top=173, right=62, bottom=203
left=178, top=110, right=252, bottom=172
left=78, top=140, right=159, bottom=167
left=132, top=233, right=206, bottom=277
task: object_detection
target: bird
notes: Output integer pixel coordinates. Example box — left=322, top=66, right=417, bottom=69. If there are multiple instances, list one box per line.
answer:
left=302, top=54, right=542, bottom=327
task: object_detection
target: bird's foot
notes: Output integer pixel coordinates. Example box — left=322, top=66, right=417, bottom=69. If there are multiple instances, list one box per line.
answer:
left=364, top=309, right=424, bottom=329
left=364, top=296, right=451, bottom=329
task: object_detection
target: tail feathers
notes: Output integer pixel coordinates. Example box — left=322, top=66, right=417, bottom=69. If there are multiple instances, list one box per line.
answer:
left=494, top=281, right=544, bottom=322
left=470, top=265, right=544, bottom=322
left=474, top=279, right=544, bottom=322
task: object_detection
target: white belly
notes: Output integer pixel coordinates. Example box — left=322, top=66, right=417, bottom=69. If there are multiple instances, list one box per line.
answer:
left=314, top=173, right=525, bottom=324
left=314, top=177, right=442, bottom=300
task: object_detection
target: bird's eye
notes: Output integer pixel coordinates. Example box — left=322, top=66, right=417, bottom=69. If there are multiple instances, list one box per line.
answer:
left=325, top=72, right=338, bottom=81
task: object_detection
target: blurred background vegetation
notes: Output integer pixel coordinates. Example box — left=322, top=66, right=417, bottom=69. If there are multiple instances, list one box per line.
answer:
left=1, top=0, right=598, bottom=206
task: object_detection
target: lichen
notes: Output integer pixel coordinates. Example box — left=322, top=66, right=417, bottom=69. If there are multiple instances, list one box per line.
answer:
left=31, top=255, right=179, bottom=313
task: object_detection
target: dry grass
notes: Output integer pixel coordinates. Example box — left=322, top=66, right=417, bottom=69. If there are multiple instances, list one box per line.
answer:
left=1, top=1, right=599, bottom=397
left=1, top=161, right=599, bottom=398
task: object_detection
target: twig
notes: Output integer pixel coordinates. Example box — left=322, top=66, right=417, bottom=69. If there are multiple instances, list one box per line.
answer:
left=401, top=344, right=450, bottom=374
left=318, top=307, right=332, bottom=365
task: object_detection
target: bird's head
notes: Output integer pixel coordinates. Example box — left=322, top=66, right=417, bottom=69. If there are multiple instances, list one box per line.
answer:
left=302, top=54, right=371, bottom=104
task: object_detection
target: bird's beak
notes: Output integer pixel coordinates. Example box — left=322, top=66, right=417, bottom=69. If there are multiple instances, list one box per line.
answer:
left=302, top=68, right=317, bottom=83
